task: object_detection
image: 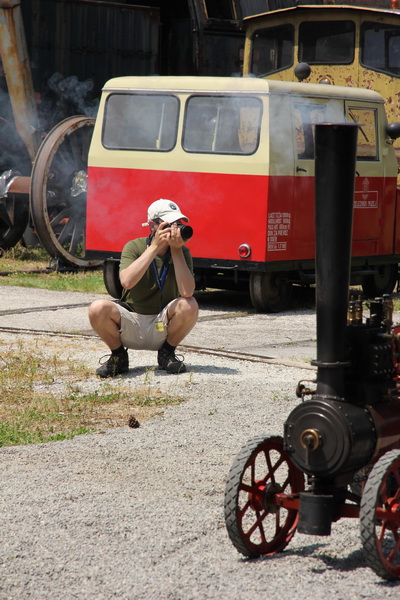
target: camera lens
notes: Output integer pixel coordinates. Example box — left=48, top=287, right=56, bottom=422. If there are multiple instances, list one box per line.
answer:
left=178, top=224, right=193, bottom=241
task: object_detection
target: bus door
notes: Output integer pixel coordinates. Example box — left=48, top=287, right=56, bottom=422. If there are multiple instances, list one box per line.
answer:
left=345, top=102, right=385, bottom=255
left=290, top=98, right=328, bottom=258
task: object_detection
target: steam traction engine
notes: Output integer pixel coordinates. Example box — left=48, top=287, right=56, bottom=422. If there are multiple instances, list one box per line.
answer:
left=224, top=123, right=400, bottom=579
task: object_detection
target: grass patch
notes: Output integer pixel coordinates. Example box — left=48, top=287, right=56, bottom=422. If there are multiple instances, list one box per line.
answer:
left=0, top=341, right=185, bottom=447
left=0, top=243, right=49, bottom=269
left=0, top=243, right=105, bottom=294
left=0, top=270, right=106, bottom=294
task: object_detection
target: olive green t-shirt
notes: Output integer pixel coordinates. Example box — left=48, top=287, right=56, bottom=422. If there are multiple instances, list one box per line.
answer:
left=119, top=237, right=194, bottom=315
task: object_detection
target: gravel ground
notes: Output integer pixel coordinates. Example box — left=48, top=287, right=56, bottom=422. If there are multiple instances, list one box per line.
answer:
left=0, top=289, right=399, bottom=599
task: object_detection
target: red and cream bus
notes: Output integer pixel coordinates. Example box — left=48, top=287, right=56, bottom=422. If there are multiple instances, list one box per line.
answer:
left=85, top=76, right=400, bottom=311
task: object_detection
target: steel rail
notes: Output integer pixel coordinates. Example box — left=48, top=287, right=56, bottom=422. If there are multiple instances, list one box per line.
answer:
left=0, top=323, right=316, bottom=371
left=0, top=302, right=90, bottom=315
left=0, top=303, right=253, bottom=320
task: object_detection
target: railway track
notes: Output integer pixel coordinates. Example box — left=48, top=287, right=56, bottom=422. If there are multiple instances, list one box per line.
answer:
left=0, top=302, right=252, bottom=319
left=0, top=302, right=316, bottom=371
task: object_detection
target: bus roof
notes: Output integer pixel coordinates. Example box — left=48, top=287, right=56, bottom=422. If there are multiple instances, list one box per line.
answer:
left=102, top=76, right=384, bottom=103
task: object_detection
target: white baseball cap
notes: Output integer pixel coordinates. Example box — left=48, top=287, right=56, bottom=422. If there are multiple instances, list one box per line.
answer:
left=143, top=199, right=189, bottom=226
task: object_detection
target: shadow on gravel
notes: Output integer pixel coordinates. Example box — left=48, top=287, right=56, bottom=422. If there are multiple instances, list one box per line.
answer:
left=195, top=289, right=253, bottom=312
left=120, top=365, right=239, bottom=379
left=269, top=544, right=367, bottom=574
left=242, top=543, right=366, bottom=574
left=188, top=365, right=239, bottom=374
left=278, top=545, right=399, bottom=583
left=376, top=581, right=400, bottom=589
left=311, top=548, right=367, bottom=572
left=241, top=544, right=400, bottom=586
left=194, top=286, right=317, bottom=313
left=194, top=285, right=400, bottom=314
left=241, top=542, right=323, bottom=565
left=314, top=549, right=400, bottom=585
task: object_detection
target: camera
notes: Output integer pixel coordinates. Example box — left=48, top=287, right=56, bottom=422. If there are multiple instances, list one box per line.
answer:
left=174, top=222, right=193, bottom=241
left=158, top=220, right=193, bottom=241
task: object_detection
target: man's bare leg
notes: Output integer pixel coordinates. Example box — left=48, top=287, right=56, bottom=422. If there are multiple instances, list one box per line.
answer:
left=166, top=296, right=199, bottom=346
left=88, top=299, right=122, bottom=350
left=89, top=299, right=128, bottom=377
left=158, top=296, right=199, bottom=373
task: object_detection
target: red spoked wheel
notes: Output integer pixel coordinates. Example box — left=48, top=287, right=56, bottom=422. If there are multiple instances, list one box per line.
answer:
left=224, top=434, right=304, bottom=558
left=360, top=449, right=400, bottom=580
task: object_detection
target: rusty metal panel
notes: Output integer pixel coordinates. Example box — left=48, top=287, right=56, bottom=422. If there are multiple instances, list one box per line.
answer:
left=0, top=3, right=40, bottom=158
left=21, top=0, right=160, bottom=97
left=239, top=0, right=299, bottom=17
left=199, top=32, right=244, bottom=75
left=190, top=0, right=243, bottom=27
left=239, top=0, right=268, bottom=18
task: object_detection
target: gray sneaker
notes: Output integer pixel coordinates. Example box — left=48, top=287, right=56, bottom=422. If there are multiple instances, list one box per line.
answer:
left=157, top=347, right=186, bottom=374
left=96, top=350, right=129, bottom=378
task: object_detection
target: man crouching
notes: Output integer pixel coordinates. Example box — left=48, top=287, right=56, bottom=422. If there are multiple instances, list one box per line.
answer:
left=89, top=199, right=199, bottom=378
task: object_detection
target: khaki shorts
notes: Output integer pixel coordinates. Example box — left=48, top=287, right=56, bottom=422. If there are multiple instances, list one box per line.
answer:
left=116, top=303, right=171, bottom=350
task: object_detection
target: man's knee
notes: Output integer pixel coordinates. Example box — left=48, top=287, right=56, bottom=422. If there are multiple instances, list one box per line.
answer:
left=89, top=299, right=118, bottom=324
left=89, top=298, right=106, bottom=318
left=176, top=296, right=198, bottom=317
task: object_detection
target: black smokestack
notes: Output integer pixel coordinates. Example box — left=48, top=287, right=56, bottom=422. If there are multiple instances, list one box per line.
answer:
left=313, top=123, right=359, bottom=400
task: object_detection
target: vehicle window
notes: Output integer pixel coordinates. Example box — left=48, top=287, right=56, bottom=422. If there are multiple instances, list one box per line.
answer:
left=361, top=22, right=400, bottom=77
left=293, top=104, right=327, bottom=159
left=347, top=107, right=378, bottom=160
left=204, top=0, right=236, bottom=19
left=299, top=21, right=355, bottom=64
left=102, top=93, right=179, bottom=151
left=251, top=25, right=294, bottom=76
left=183, top=95, right=262, bottom=155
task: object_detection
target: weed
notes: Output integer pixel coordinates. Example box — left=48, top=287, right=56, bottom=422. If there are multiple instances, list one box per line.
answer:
left=0, top=341, right=185, bottom=447
left=187, top=371, right=195, bottom=385
left=270, top=391, right=291, bottom=402
left=2, top=243, right=48, bottom=262
left=0, top=422, right=92, bottom=447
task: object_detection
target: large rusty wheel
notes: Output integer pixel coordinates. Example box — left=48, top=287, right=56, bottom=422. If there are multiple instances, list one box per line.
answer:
left=360, top=449, right=400, bottom=580
left=224, top=434, right=304, bottom=558
left=30, top=115, right=102, bottom=268
left=0, top=117, right=31, bottom=250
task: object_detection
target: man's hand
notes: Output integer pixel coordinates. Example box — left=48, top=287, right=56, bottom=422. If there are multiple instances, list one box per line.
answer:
left=152, top=222, right=184, bottom=250
left=151, top=221, right=172, bottom=250
left=169, top=222, right=185, bottom=249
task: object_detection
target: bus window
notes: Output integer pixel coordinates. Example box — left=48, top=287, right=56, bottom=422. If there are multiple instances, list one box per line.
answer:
left=348, top=107, right=378, bottom=160
left=293, top=104, right=327, bottom=160
left=102, top=93, right=179, bottom=151
left=360, top=22, right=400, bottom=77
left=182, top=95, right=262, bottom=155
left=251, top=25, right=294, bottom=76
left=299, top=21, right=355, bottom=64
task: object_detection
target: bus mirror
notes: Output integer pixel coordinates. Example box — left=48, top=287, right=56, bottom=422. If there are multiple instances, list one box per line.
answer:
left=386, top=122, right=400, bottom=140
